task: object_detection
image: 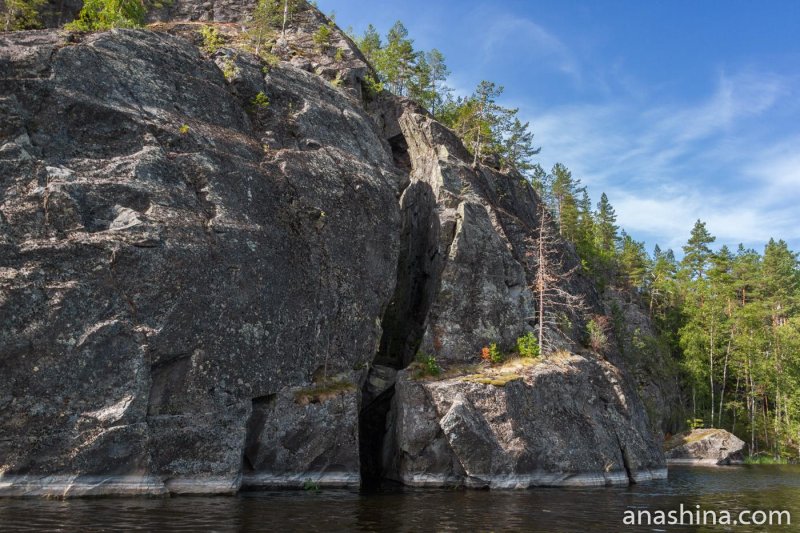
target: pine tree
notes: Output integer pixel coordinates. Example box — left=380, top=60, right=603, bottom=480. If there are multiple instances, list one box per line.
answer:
left=574, top=190, right=598, bottom=275
left=378, top=21, right=417, bottom=95
left=501, top=118, right=540, bottom=176
left=528, top=163, right=552, bottom=201
left=595, top=192, right=619, bottom=255
left=761, top=239, right=799, bottom=327
left=426, top=49, right=451, bottom=117
left=550, top=163, right=581, bottom=238
left=247, top=0, right=282, bottom=55
left=648, top=244, right=678, bottom=319
left=681, top=219, right=716, bottom=280
left=407, top=54, right=435, bottom=111
left=357, top=24, right=382, bottom=63
left=469, top=80, right=504, bottom=165
left=618, top=231, right=649, bottom=290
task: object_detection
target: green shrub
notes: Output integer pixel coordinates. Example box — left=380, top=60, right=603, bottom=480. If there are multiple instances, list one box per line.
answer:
left=200, top=25, right=224, bottom=54
left=221, top=57, right=239, bottom=81
left=516, top=332, right=540, bottom=358
left=313, top=23, right=332, bottom=50
left=334, top=47, right=345, bottom=62
left=260, top=51, right=281, bottom=72
left=251, top=91, right=270, bottom=110
left=3, top=0, right=46, bottom=30
left=415, top=352, right=441, bottom=377
left=481, top=343, right=503, bottom=364
left=65, top=0, right=145, bottom=31
left=361, top=73, right=383, bottom=100
left=686, top=417, right=704, bottom=430
left=587, top=316, right=608, bottom=351
left=178, top=124, right=190, bottom=135
left=302, top=478, right=321, bottom=492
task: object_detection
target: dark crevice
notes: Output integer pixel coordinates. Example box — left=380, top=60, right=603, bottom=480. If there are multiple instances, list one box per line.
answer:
left=618, top=437, right=635, bottom=484
left=243, top=394, right=277, bottom=473
left=359, top=132, right=446, bottom=487
left=374, top=179, right=442, bottom=370
left=388, top=133, right=412, bottom=173
left=358, top=377, right=396, bottom=488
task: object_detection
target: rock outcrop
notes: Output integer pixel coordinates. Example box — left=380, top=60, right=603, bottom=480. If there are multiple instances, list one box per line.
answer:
left=665, top=429, right=745, bottom=465
left=363, top=96, right=665, bottom=487
left=388, top=355, right=665, bottom=488
left=0, top=24, right=398, bottom=496
left=1, top=2, right=665, bottom=496
left=603, top=289, right=683, bottom=435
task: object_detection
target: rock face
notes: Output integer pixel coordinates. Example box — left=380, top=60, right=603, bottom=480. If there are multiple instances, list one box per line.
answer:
left=1, top=3, right=665, bottom=496
left=603, top=289, right=683, bottom=435
left=388, top=354, right=665, bottom=488
left=359, top=96, right=666, bottom=487
left=665, top=429, right=745, bottom=465
left=0, top=25, right=399, bottom=496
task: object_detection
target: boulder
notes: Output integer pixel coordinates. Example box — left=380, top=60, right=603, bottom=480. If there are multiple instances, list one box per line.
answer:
left=665, top=429, right=746, bottom=465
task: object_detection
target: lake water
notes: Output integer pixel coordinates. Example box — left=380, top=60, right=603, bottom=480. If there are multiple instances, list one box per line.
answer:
left=1, top=466, right=799, bottom=532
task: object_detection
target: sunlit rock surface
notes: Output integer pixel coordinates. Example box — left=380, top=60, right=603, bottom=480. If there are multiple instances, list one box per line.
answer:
left=1, top=3, right=665, bottom=496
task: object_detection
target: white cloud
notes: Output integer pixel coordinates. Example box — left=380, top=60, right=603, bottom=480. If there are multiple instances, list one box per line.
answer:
left=523, top=69, right=800, bottom=252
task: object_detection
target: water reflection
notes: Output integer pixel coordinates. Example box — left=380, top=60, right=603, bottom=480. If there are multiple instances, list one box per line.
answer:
left=1, top=466, right=799, bottom=532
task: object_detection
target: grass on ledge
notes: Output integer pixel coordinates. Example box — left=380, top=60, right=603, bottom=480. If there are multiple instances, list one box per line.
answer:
left=408, top=354, right=540, bottom=387
left=409, top=361, right=483, bottom=381
left=294, top=378, right=354, bottom=406
left=461, top=372, right=522, bottom=387
left=744, top=454, right=789, bottom=465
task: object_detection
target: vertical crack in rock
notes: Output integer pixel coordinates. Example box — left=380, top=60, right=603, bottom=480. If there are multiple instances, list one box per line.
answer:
left=243, top=395, right=277, bottom=473
left=359, top=131, right=444, bottom=487
left=616, top=434, right=635, bottom=484
left=358, top=367, right=397, bottom=487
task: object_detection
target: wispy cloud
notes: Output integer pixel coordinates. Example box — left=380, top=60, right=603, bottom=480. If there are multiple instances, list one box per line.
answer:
left=526, top=69, right=800, bottom=252
left=480, top=15, right=580, bottom=81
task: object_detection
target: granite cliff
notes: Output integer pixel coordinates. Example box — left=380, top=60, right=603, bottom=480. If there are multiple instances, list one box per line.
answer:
left=0, top=1, right=666, bottom=496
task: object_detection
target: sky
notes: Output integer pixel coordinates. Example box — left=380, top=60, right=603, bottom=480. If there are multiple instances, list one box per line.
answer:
left=317, top=0, right=800, bottom=255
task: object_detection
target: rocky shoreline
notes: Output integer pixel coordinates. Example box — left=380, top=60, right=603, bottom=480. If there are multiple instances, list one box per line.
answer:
left=1, top=2, right=667, bottom=497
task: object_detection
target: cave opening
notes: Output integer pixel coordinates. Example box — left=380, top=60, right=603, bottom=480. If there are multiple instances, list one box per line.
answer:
left=242, top=394, right=276, bottom=475
left=358, top=163, right=443, bottom=488
left=358, top=366, right=398, bottom=488
left=388, top=133, right=412, bottom=173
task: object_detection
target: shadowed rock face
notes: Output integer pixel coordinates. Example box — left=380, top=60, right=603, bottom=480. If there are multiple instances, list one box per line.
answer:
left=1, top=4, right=665, bottom=496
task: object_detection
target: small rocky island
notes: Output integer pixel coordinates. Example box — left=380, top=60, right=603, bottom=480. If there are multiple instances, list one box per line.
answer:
left=0, top=1, right=668, bottom=496
left=665, top=429, right=746, bottom=466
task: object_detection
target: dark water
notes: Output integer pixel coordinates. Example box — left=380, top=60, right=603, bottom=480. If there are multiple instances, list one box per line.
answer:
left=2, top=466, right=799, bottom=532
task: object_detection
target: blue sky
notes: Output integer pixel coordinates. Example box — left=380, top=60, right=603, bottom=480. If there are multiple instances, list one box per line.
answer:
left=318, top=0, right=800, bottom=255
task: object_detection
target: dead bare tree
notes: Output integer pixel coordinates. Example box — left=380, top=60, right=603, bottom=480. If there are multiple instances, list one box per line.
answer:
left=526, top=200, right=587, bottom=354
left=281, top=0, right=289, bottom=38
